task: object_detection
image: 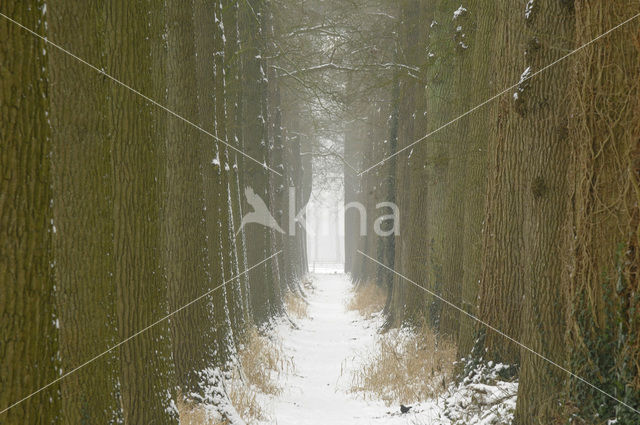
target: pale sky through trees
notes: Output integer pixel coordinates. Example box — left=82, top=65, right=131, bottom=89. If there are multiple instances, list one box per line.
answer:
left=306, top=176, right=345, bottom=271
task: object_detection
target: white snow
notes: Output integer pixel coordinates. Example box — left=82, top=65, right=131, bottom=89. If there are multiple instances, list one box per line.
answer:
left=221, top=273, right=520, bottom=424
left=519, top=66, right=532, bottom=82
left=453, top=6, right=467, bottom=20
left=513, top=66, right=533, bottom=100
left=192, top=367, right=247, bottom=425
left=441, top=360, right=517, bottom=424
left=525, top=0, right=535, bottom=20
left=271, top=272, right=434, bottom=424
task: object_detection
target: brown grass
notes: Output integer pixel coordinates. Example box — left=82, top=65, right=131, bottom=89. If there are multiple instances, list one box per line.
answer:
left=285, top=292, right=309, bottom=319
left=225, top=380, right=267, bottom=424
left=347, top=281, right=387, bottom=317
left=177, top=398, right=223, bottom=425
left=237, top=326, right=293, bottom=396
left=350, top=324, right=457, bottom=406
left=177, top=326, right=293, bottom=424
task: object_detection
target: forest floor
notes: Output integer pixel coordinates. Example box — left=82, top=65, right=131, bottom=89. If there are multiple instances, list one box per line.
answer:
left=260, top=272, right=517, bottom=425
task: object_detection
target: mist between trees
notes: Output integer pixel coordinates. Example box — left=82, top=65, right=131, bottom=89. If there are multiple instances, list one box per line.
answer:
left=1, top=0, right=639, bottom=424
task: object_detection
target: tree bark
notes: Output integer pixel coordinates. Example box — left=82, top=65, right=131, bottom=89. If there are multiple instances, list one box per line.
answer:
left=564, top=2, right=640, bottom=422
left=48, top=0, right=123, bottom=422
left=164, top=0, right=216, bottom=398
left=0, top=2, right=60, bottom=423
left=240, top=0, right=280, bottom=324
left=193, top=0, right=235, bottom=366
left=107, top=2, right=178, bottom=422
left=476, top=0, right=527, bottom=364
left=388, top=0, right=432, bottom=327
left=515, top=1, right=574, bottom=422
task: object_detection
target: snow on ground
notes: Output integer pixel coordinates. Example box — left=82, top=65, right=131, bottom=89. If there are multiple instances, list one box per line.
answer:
left=259, top=272, right=516, bottom=425
left=440, top=361, right=517, bottom=425
left=270, top=272, right=430, bottom=424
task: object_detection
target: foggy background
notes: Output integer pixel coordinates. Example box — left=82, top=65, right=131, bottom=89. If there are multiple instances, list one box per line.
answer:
left=306, top=173, right=345, bottom=273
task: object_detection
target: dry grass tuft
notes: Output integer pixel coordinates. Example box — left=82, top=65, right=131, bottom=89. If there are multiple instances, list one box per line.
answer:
left=347, top=281, right=387, bottom=317
left=226, top=380, right=267, bottom=424
left=285, top=292, right=309, bottom=319
left=178, top=388, right=264, bottom=425
left=177, top=326, right=293, bottom=424
left=237, top=326, right=294, bottom=396
left=350, top=324, right=457, bottom=406
left=177, top=398, right=223, bottom=425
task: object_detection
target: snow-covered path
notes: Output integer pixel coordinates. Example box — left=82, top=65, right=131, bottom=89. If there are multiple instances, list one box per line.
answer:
left=271, top=272, right=434, bottom=424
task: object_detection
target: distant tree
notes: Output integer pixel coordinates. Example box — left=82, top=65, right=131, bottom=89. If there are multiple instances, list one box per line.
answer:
left=240, top=0, right=282, bottom=324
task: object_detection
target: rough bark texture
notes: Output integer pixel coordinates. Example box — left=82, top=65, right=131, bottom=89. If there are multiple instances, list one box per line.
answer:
left=107, top=2, right=178, bottom=423
left=512, top=1, right=575, bottom=423
left=0, top=2, right=60, bottom=423
left=388, top=0, right=432, bottom=327
left=47, top=1, right=123, bottom=422
left=564, top=2, right=640, bottom=423
left=193, top=0, right=235, bottom=368
left=0, top=0, right=306, bottom=421
left=475, top=0, right=527, bottom=365
left=223, top=0, right=253, bottom=333
left=240, top=0, right=280, bottom=324
left=455, top=0, right=494, bottom=359
left=426, top=0, right=469, bottom=339
left=165, top=0, right=215, bottom=398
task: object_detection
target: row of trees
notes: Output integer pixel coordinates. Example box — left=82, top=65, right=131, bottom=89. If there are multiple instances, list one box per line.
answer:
left=347, top=1, right=640, bottom=423
left=0, top=1, right=311, bottom=423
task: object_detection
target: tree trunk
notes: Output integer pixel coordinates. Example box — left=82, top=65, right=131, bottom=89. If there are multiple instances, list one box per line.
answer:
left=0, top=2, right=60, bottom=423
left=108, top=2, right=178, bottom=422
left=193, top=0, right=235, bottom=367
left=48, top=0, right=123, bottom=422
left=564, top=2, right=640, bottom=423
left=164, top=0, right=215, bottom=398
left=476, top=0, right=527, bottom=365
left=455, top=0, right=494, bottom=359
left=515, top=1, right=574, bottom=422
left=239, top=0, right=279, bottom=324
left=223, top=0, right=253, bottom=331
left=388, top=0, right=432, bottom=327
